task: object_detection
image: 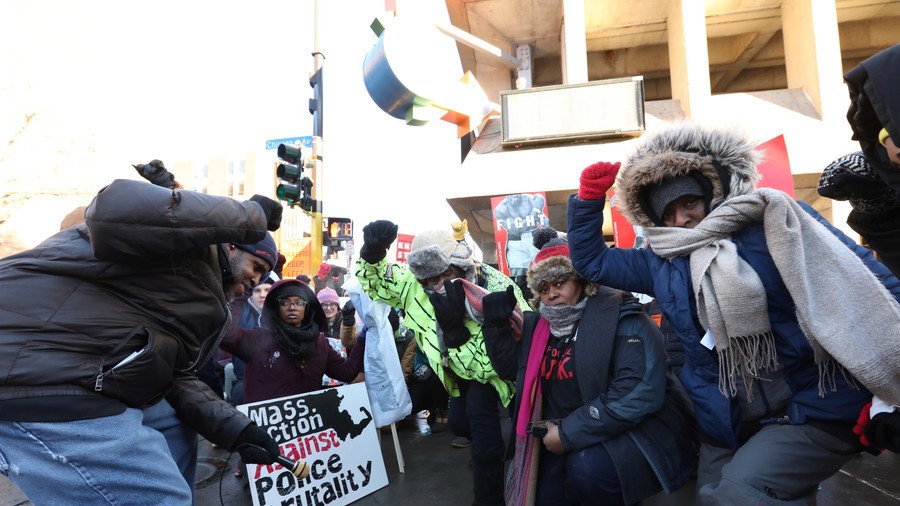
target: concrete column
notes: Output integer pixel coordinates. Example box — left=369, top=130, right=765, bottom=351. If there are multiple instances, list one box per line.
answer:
left=667, top=0, right=711, bottom=119
left=561, top=0, right=588, bottom=84
left=782, top=0, right=846, bottom=123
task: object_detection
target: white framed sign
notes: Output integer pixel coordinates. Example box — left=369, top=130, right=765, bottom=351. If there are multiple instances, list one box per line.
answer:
left=237, top=383, right=389, bottom=506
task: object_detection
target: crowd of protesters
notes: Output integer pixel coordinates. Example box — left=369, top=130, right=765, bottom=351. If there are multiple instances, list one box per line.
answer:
left=1, top=44, right=900, bottom=506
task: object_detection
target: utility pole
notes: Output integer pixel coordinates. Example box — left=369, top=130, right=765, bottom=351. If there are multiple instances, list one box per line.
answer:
left=309, top=0, right=325, bottom=274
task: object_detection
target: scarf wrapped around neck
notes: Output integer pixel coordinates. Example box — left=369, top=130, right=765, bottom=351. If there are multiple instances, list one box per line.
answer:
left=538, top=297, right=587, bottom=336
left=271, top=318, right=319, bottom=362
left=645, top=188, right=900, bottom=404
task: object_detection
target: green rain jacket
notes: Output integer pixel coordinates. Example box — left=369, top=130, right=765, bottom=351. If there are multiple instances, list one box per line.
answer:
left=356, top=259, right=527, bottom=406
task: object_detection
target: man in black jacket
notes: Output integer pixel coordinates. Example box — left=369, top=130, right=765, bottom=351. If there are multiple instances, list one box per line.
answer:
left=0, top=170, right=287, bottom=504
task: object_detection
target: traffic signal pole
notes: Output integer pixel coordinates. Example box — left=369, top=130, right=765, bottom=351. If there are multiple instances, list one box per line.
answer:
left=309, top=0, right=324, bottom=274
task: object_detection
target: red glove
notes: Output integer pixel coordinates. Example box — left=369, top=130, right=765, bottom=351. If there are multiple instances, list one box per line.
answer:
left=578, top=161, right=621, bottom=200
left=853, top=402, right=873, bottom=448
left=316, top=263, right=332, bottom=279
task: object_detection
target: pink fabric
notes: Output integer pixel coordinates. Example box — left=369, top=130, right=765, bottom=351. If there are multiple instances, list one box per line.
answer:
left=455, top=278, right=525, bottom=341
left=515, top=318, right=551, bottom=437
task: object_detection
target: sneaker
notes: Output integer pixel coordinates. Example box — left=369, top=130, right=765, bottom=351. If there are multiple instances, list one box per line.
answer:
left=451, top=436, right=472, bottom=448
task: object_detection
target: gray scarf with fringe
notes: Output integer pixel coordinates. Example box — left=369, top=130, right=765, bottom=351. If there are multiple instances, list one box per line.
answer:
left=646, top=188, right=900, bottom=404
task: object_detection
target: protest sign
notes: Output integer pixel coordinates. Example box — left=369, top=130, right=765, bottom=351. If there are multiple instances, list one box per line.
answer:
left=490, top=192, right=550, bottom=276
left=238, top=383, right=388, bottom=506
left=395, top=233, right=414, bottom=263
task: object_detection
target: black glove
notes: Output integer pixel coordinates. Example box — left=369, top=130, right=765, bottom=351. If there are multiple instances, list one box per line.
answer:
left=482, top=286, right=518, bottom=328
left=133, top=159, right=176, bottom=189
left=865, top=411, right=900, bottom=453
left=233, top=423, right=280, bottom=465
left=249, top=195, right=283, bottom=231
left=341, top=300, right=356, bottom=326
left=429, top=279, right=471, bottom=348
left=360, top=220, right=398, bottom=264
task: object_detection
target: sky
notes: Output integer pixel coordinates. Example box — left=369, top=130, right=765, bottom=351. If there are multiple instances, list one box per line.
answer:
left=0, top=0, right=469, bottom=253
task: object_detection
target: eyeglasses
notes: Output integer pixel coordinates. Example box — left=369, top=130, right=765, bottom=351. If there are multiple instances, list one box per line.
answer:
left=321, top=303, right=339, bottom=310
left=278, top=299, right=307, bottom=309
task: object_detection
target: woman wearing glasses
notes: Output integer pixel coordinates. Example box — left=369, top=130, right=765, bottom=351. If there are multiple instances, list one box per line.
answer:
left=220, top=279, right=365, bottom=404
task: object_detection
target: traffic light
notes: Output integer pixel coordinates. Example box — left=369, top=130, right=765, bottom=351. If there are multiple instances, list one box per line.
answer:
left=275, top=143, right=317, bottom=213
left=309, top=68, right=323, bottom=136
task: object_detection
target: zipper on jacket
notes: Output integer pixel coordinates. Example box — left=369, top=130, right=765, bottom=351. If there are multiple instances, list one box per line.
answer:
left=178, top=256, right=232, bottom=374
left=94, top=327, right=149, bottom=392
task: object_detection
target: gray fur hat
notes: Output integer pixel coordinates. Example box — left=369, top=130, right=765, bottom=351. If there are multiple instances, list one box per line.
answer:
left=407, top=229, right=476, bottom=281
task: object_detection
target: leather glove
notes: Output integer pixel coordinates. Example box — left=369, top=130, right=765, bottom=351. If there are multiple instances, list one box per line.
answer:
left=482, top=286, right=518, bottom=328
left=579, top=161, right=621, bottom=200
left=360, top=220, right=398, bottom=264
left=249, top=195, right=283, bottom=231
left=233, top=423, right=280, bottom=465
left=428, top=279, right=471, bottom=348
left=341, top=300, right=356, bottom=326
left=133, top=159, right=177, bottom=189
left=865, top=411, right=900, bottom=453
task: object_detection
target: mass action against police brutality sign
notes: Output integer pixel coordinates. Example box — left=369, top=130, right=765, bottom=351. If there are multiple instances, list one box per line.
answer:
left=237, top=383, right=388, bottom=506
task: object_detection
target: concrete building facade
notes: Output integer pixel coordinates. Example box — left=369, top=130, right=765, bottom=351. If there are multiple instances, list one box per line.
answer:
left=442, top=0, right=899, bottom=263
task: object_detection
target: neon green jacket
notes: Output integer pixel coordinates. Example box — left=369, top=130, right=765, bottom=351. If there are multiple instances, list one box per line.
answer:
left=355, top=259, right=527, bottom=406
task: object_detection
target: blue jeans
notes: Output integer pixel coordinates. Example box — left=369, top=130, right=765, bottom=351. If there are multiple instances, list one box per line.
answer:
left=0, top=399, right=197, bottom=505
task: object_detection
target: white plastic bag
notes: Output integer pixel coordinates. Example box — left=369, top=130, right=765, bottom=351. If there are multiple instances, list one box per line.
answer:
left=342, top=275, right=412, bottom=427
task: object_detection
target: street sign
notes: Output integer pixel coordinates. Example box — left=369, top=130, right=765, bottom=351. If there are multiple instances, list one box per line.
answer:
left=265, top=136, right=313, bottom=151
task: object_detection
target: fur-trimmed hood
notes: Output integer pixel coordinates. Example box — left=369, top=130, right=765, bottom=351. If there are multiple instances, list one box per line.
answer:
left=616, top=123, right=761, bottom=227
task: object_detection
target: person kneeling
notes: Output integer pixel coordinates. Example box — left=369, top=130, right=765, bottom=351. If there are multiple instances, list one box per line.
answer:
left=483, top=228, right=698, bottom=506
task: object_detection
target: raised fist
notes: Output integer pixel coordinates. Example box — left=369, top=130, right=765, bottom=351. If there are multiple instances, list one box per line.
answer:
left=249, top=195, right=283, bottom=231
left=360, top=220, right=398, bottom=264
left=579, top=161, right=621, bottom=200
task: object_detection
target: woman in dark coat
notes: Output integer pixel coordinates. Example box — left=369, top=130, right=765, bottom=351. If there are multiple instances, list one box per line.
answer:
left=220, top=279, right=364, bottom=404
left=482, top=228, right=697, bottom=506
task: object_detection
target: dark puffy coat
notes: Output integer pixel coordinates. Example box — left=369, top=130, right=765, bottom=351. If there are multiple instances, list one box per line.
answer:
left=0, top=179, right=269, bottom=448
left=494, top=288, right=697, bottom=504
left=568, top=127, right=900, bottom=448
left=845, top=44, right=900, bottom=189
left=841, top=44, right=900, bottom=275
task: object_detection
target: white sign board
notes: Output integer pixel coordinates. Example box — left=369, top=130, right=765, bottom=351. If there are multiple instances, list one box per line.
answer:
left=237, top=383, right=389, bottom=506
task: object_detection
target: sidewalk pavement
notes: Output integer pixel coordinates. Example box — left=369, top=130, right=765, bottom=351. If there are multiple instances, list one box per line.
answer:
left=3, top=417, right=900, bottom=505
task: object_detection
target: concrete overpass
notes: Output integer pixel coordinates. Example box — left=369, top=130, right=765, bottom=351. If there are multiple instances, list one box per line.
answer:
left=439, top=0, right=899, bottom=263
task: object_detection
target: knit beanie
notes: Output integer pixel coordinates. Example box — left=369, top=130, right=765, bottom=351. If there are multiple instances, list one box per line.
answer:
left=234, top=232, right=278, bottom=271
left=526, top=228, right=575, bottom=296
left=646, top=175, right=707, bottom=221
left=316, top=287, right=340, bottom=305
left=407, top=229, right=476, bottom=281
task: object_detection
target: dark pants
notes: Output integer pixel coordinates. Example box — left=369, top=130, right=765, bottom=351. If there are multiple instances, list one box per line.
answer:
left=536, top=444, right=624, bottom=506
left=448, top=379, right=505, bottom=506
left=409, top=374, right=449, bottom=415
left=696, top=424, right=858, bottom=505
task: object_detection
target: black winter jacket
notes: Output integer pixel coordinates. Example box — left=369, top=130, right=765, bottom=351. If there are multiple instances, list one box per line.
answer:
left=0, top=179, right=268, bottom=449
left=487, top=287, right=698, bottom=505
left=843, top=44, right=900, bottom=275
